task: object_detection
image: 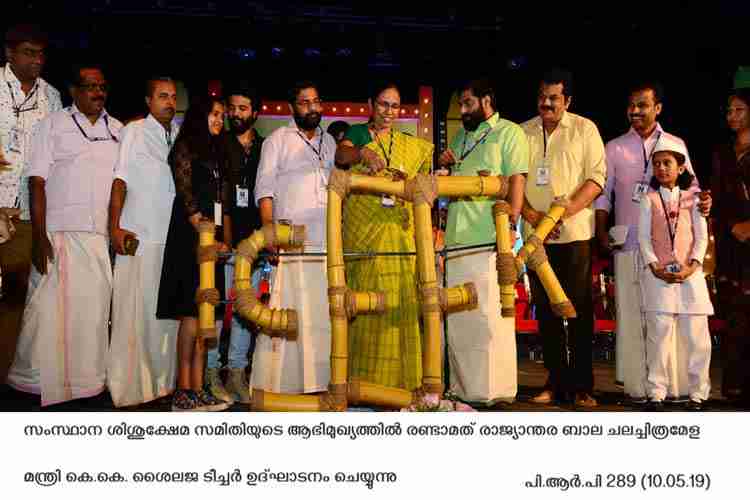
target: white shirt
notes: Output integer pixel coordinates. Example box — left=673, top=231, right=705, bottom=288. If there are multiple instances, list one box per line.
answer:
left=26, top=105, right=122, bottom=235
left=114, top=114, right=178, bottom=245
left=638, top=186, right=712, bottom=315
left=0, top=65, right=62, bottom=218
left=254, top=122, right=336, bottom=250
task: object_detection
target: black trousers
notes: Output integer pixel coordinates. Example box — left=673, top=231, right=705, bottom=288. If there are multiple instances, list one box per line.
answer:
left=529, top=239, right=594, bottom=395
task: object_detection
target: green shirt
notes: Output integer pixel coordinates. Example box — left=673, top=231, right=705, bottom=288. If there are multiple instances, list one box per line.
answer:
left=445, top=113, right=529, bottom=246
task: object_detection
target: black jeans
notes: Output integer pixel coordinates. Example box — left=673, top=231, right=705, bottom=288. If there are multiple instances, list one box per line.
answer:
left=529, top=239, right=594, bottom=396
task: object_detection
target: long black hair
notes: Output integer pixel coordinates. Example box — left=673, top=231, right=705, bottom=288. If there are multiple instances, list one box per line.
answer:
left=169, top=94, right=226, bottom=164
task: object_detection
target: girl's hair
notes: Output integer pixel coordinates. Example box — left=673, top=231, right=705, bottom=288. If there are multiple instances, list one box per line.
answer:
left=169, top=95, right=226, bottom=164
left=648, top=150, right=695, bottom=190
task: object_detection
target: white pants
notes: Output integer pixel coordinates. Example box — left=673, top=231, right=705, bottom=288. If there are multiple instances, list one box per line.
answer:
left=250, top=256, right=331, bottom=394
left=645, top=312, right=711, bottom=402
left=616, top=251, right=688, bottom=399
left=108, top=242, right=179, bottom=407
left=7, top=231, right=111, bottom=406
left=446, top=248, right=516, bottom=403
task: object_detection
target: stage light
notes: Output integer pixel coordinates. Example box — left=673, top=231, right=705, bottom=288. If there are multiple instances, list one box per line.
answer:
left=345, top=107, right=350, bottom=112
left=271, top=47, right=284, bottom=58
left=262, top=105, right=267, bottom=110
left=276, top=105, right=281, bottom=111
left=332, top=107, right=337, bottom=112
left=423, top=98, right=429, bottom=104
left=237, top=49, right=256, bottom=60
left=414, top=109, right=419, bottom=115
left=304, top=48, right=321, bottom=58
left=336, top=48, right=352, bottom=57
left=359, top=107, right=364, bottom=112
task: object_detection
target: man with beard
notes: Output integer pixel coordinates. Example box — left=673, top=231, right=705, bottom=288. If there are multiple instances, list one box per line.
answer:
left=252, top=81, right=335, bottom=394
left=106, top=77, right=180, bottom=407
left=0, top=24, right=62, bottom=383
left=204, top=82, right=265, bottom=404
left=521, top=68, right=607, bottom=408
left=594, top=81, right=710, bottom=405
left=436, top=79, right=528, bottom=404
left=7, top=64, right=122, bottom=406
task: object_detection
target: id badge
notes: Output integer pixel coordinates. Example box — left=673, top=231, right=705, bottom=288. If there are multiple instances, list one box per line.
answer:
left=381, top=195, right=395, bottom=207
left=8, top=127, right=23, bottom=153
left=665, top=262, right=682, bottom=273
left=632, top=181, right=649, bottom=202
left=236, top=185, right=249, bottom=208
left=214, top=202, right=222, bottom=226
left=536, top=159, right=550, bottom=186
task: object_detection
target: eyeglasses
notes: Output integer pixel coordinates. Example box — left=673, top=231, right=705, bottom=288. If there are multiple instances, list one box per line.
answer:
left=376, top=100, right=400, bottom=111
left=77, top=83, right=109, bottom=93
left=295, top=98, right=322, bottom=109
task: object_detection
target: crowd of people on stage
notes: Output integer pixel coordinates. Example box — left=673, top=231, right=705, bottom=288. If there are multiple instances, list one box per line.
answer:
left=1, top=24, right=748, bottom=411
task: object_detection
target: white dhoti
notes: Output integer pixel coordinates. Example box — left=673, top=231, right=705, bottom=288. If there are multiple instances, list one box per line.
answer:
left=645, top=312, right=712, bottom=402
left=250, top=255, right=331, bottom=394
left=615, top=250, right=689, bottom=399
left=107, top=242, right=179, bottom=407
left=7, top=231, right=112, bottom=406
left=446, top=248, right=516, bottom=403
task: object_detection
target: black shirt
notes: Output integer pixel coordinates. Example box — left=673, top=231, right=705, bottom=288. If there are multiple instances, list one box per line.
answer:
left=226, top=130, right=264, bottom=247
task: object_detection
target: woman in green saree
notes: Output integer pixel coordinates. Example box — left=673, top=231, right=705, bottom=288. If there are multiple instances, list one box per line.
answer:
left=335, top=83, right=434, bottom=390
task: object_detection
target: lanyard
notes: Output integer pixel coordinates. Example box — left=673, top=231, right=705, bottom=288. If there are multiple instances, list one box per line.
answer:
left=296, top=128, right=324, bottom=162
left=460, top=126, right=492, bottom=162
left=641, top=131, right=662, bottom=176
left=7, top=82, right=39, bottom=118
left=373, top=128, right=394, bottom=167
left=657, top=189, right=680, bottom=253
left=165, top=128, right=173, bottom=149
left=543, top=128, right=548, bottom=158
left=71, top=114, right=119, bottom=143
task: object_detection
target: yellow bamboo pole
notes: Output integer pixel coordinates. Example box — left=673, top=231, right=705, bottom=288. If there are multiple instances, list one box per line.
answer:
left=413, top=196, right=443, bottom=395
left=251, top=389, right=324, bottom=412
left=198, top=221, right=217, bottom=339
left=494, top=202, right=516, bottom=317
left=436, top=175, right=509, bottom=199
left=346, top=290, right=386, bottom=318
left=440, top=283, right=478, bottom=313
left=347, top=378, right=414, bottom=409
left=326, top=184, right=349, bottom=410
left=516, top=199, right=567, bottom=267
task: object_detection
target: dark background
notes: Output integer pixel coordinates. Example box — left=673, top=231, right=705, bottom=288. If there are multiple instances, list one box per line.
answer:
left=3, top=0, right=749, bottom=182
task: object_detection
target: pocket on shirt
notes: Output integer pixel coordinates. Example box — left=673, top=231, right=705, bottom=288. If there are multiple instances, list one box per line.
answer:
left=52, top=130, right=84, bottom=162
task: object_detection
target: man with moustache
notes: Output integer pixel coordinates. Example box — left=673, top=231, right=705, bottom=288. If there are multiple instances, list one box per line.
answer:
left=0, top=24, right=62, bottom=383
left=595, top=81, right=710, bottom=405
left=204, top=82, right=265, bottom=404
left=436, top=79, right=529, bottom=404
left=251, top=81, right=335, bottom=394
left=521, top=69, right=607, bottom=408
left=106, top=77, right=180, bottom=407
left=7, top=64, right=122, bottom=406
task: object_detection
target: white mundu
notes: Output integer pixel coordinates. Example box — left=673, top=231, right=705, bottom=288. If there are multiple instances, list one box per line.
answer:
left=446, top=248, right=516, bottom=404
left=108, top=115, right=180, bottom=407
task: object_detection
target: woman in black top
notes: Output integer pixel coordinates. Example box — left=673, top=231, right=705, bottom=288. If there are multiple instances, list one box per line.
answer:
left=157, top=95, right=232, bottom=411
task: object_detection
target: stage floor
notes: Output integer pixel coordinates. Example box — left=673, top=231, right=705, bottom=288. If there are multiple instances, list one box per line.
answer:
left=0, top=355, right=741, bottom=412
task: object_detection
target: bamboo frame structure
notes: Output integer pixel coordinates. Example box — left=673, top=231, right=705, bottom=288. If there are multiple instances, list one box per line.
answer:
left=233, top=223, right=306, bottom=339
left=197, top=221, right=218, bottom=340
left=197, top=170, right=575, bottom=411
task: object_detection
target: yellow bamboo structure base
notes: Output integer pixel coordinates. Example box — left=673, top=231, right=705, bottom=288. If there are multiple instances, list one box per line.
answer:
left=249, top=170, right=575, bottom=411
left=197, top=221, right=218, bottom=340
left=494, top=201, right=516, bottom=317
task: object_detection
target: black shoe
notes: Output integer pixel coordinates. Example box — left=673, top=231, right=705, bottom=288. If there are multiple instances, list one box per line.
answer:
left=647, top=400, right=664, bottom=411
left=685, top=399, right=704, bottom=411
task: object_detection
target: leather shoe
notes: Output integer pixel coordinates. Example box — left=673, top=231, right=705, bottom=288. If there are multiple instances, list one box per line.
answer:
left=685, top=399, right=704, bottom=411
left=529, top=389, right=555, bottom=404
left=575, top=392, right=598, bottom=408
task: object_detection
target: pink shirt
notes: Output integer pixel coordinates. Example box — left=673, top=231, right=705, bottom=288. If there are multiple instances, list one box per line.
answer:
left=26, top=105, right=122, bottom=235
left=595, top=124, right=698, bottom=252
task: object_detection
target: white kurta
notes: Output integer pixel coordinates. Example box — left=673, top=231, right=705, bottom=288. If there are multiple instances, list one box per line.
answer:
left=446, top=248, right=516, bottom=403
left=7, top=232, right=112, bottom=406
left=107, top=116, right=179, bottom=407
left=249, top=256, right=331, bottom=393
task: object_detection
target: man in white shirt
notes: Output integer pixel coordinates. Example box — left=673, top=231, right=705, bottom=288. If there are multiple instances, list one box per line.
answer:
left=594, top=81, right=710, bottom=404
left=251, top=81, right=335, bottom=394
left=0, top=24, right=62, bottom=383
left=7, top=64, right=121, bottom=406
left=107, top=77, right=180, bottom=407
